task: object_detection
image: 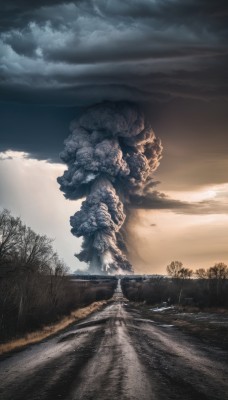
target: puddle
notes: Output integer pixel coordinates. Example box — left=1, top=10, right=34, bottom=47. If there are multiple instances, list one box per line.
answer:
left=159, top=324, right=174, bottom=328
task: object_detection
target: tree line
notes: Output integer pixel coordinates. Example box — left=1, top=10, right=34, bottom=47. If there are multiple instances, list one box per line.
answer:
left=121, top=260, right=228, bottom=307
left=166, top=260, right=228, bottom=280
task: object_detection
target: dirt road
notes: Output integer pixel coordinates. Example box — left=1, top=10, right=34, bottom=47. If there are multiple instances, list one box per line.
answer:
left=0, top=298, right=227, bottom=400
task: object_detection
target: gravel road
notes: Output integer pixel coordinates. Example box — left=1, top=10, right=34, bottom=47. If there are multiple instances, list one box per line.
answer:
left=0, top=298, right=227, bottom=400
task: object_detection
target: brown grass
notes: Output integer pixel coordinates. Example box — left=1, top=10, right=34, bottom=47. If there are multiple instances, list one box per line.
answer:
left=0, top=300, right=107, bottom=355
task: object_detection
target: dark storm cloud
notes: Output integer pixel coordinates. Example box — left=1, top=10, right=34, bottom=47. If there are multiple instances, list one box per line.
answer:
left=129, top=190, right=189, bottom=210
left=0, top=0, right=227, bottom=105
left=0, top=0, right=228, bottom=201
left=129, top=189, right=228, bottom=215
left=0, top=1, right=67, bottom=31
left=0, top=103, right=81, bottom=161
left=1, top=0, right=227, bottom=32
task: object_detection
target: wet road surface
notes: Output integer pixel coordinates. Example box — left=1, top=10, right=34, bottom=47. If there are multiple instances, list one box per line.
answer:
left=0, top=299, right=228, bottom=400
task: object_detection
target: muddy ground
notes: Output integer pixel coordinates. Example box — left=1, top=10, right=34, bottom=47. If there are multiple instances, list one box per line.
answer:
left=133, top=303, right=228, bottom=351
left=0, top=299, right=227, bottom=400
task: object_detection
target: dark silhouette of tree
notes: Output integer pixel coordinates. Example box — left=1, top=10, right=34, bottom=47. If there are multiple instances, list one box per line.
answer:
left=195, top=264, right=228, bottom=280
left=0, top=209, right=22, bottom=265
left=167, top=261, right=183, bottom=277
left=195, top=268, right=207, bottom=278
left=178, top=268, right=193, bottom=279
left=166, top=261, right=193, bottom=305
left=207, top=263, right=228, bottom=279
left=166, top=261, right=192, bottom=279
left=16, top=225, right=55, bottom=273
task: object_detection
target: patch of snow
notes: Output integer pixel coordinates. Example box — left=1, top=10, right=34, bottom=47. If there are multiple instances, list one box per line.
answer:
left=159, top=324, right=174, bottom=328
left=150, top=306, right=174, bottom=312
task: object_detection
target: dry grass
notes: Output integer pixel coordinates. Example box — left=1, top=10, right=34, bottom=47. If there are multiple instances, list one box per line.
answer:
left=0, top=300, right=107, bottom=355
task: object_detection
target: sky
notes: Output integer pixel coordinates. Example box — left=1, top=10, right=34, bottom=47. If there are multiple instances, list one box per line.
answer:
left=0, top=0, right=228, bottom=274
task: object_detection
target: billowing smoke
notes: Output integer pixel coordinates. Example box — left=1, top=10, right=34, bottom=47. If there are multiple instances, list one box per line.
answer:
left=57, top=102, right=162, bottom=274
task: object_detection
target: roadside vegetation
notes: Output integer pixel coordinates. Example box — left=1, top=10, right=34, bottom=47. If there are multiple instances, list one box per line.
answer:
left=121, top=260, right=228, bottom=308
left=0, top=209, right=116, bottom=344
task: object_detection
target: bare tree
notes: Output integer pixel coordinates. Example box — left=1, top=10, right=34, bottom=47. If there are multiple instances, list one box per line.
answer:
left=195, top=268, right=207, bottom=278
left=0, top=209, right=22, bottom=265
left=167, top=261, right=193, bottom=305
left=178, top=268, right=193, bottom=279
left=207, top=263, right=228, bottom=279
left=16, top=225, right=54, bottom=273
left=167, top=261, right=184, bottom=278
left=167, top=261, right=192, bottom=279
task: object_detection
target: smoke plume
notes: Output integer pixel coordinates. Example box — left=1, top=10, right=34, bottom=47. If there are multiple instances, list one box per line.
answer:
left=58, top=102, right=162, bottom=274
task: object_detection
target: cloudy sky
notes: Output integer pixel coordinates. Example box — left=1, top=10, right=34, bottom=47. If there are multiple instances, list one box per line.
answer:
left=0, top=0, right=228, bottom=273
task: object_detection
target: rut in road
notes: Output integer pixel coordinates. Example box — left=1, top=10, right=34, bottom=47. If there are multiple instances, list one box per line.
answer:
left=0, top=299, right=228, bottom=400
